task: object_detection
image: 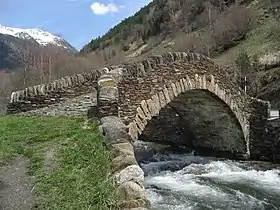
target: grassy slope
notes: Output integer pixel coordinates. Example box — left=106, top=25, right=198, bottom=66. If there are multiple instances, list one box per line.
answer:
left=0, top=116, right=116, bottom=209
left=213, top=17, right=279, bottom=66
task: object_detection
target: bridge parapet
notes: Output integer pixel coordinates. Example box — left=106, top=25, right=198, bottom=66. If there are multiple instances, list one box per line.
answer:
left=6, top=68, right=110, bottom=114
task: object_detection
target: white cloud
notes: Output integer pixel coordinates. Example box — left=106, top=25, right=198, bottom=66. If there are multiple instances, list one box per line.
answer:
left=90, top=2, right=120, bottom=15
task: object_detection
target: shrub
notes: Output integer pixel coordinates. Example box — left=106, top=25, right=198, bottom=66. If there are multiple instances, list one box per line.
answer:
left=210, top=4, right=256, bottom=53
left=235, top=50, right=251, bottom=75
left=122, top=44, right=130, bottom=51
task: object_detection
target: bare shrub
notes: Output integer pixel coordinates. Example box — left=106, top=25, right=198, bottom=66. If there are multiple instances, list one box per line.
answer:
left=210, top=4, right=256, bottom=52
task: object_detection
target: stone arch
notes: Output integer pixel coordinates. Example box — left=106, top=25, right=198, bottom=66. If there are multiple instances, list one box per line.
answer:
left=126, top=74, right=250, bottom=155
left=140, top=89, right=247, bottom=156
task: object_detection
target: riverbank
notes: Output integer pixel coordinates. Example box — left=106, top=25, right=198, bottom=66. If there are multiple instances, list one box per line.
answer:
left=0, top=116, right=116, bottom=209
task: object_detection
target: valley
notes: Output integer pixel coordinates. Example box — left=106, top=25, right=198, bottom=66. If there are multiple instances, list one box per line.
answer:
left=1, top=0, right=280, bottom=209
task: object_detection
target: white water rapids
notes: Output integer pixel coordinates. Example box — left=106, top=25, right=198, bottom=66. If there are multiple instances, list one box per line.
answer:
left=135, top=141, right=280, bottom=210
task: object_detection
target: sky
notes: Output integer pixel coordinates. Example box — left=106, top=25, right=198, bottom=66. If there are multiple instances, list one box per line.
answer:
left=0, top=0, right=151, bottom=50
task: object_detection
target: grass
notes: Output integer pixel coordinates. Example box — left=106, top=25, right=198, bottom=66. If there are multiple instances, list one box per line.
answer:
left=0, top=116, right=116, bottom=210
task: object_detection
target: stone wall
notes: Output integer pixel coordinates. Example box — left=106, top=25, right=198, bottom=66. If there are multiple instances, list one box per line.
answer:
left=99, top=117, right=151, bottom=209
left=139, top=90, right=248, bottom=159
left=6, top=68, right=110, bottom=114
left=15, top=91, right=97, bottom=117
left=266, top=119, right=280, bottom=162
left=249, top=99, right=272, bottom=161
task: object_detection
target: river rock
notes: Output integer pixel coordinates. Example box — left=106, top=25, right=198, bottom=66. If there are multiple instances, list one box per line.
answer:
left=116, top=181, right=146, bottom=200
left=100, top=116, right=132, bottom=145
left=114, top=165, right=144, bottom=186
left=111, top=142, right=134, bottom=157
left=116, top=181, right=150, bottom=209
left=111, top=154, right=138, bottom=173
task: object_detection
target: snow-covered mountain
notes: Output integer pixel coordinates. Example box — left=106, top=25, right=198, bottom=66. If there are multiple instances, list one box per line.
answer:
left=0, top=24, right=78, bottom=71
left=0, top=24, right=76, bottom=52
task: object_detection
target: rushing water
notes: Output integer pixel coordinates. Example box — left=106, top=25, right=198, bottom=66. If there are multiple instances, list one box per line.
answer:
left=135, top=141, right=280, bottom=210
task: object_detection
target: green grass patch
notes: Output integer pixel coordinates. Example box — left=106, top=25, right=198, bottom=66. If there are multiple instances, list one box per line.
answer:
left=0, top=116, right=116, bottom=209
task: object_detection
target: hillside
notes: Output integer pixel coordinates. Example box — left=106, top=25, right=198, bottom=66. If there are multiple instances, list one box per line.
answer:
left=81, top=0, right=254, bottom=56
left=81, top=0, right=280, bottom=107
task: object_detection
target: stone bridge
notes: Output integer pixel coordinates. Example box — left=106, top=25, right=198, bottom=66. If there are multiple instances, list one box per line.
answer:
left=6, top=51, right=277, bottom=161
left=6, top=51, right=279, bottom=209
left=97, top=52, right=271, bottom=160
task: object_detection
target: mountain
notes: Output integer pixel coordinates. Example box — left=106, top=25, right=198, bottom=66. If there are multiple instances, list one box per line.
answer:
left=0, top=25, right=77, bottom=71
left=0, top=25, right=76, bottom=52
left=0, top=33, right=37, bottom=71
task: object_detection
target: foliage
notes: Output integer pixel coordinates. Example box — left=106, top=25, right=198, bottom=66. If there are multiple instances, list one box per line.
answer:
left=0, top=116, right=116, bottom=209
left=235, top=49, right=262, bottom=75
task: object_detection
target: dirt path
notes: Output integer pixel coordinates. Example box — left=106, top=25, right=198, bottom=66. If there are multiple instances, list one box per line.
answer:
left=0, top=157, right=36, bottom=210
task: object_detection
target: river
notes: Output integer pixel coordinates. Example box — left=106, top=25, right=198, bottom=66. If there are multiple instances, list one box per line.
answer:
left=135, top=141, right=280, bottom=210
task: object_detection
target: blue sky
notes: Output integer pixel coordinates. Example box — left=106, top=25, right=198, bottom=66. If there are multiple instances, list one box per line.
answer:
left=0, top=0, right=151, bottom=49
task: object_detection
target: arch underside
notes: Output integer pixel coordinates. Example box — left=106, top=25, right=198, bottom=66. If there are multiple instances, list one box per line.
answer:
left=139, top=89, right=246, bottom=157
